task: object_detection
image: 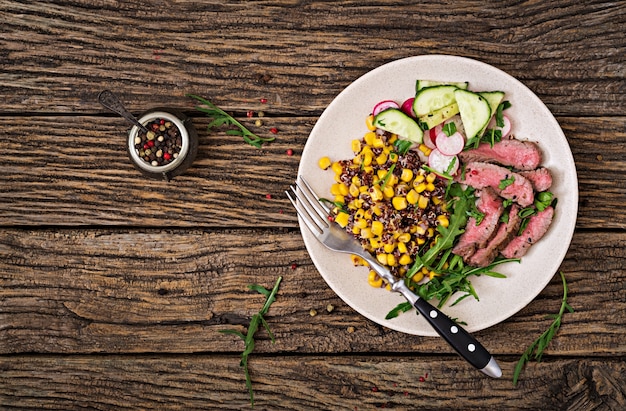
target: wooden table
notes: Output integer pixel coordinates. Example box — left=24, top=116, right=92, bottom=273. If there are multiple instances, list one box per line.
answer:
left=1, top=1, right=624, bottom=409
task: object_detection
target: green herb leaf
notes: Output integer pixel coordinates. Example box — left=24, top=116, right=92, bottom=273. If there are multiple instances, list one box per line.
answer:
left=393, top=139, right=413, bottom=155
left=188, top=94, right=275, bottom=148
left=498, top=175, right=515, bottom=190
left=513, top=271, right=572, bottom=386
left=385, top=301, right=414, bottom=319
left=443, top=122, right=457, bottom=136
left=220, top=276, right=282, bottom=407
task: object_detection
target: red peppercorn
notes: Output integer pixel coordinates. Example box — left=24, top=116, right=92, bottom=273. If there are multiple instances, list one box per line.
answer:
left=246, top=110, right=254, bottom=118
left=147, top=140, right=155, bottom=147
left=418, top=376, right=425, bottom=382
left=371, top=387, right=378, bottom=392
left=265, top=194, right=272, bottom=199
left=270, top=127, right=278, bottom=134
left=260, top=98, right=268, bottom=104
left=143, top=143, right=150, bottom=150
left=160, top=119, right=165, bottom=125
left=163, top=152, right=171, bottom=160
left=291, top=263, right=297, bottom=270
left=286, top=149, right=294, bottom=156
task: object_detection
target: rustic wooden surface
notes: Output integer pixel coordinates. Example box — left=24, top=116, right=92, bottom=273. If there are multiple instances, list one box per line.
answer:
left=1, top=1, right=625, bottom=410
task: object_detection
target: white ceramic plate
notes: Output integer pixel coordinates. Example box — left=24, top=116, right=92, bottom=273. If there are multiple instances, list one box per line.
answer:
left=298, top=55, right=578, bottom=336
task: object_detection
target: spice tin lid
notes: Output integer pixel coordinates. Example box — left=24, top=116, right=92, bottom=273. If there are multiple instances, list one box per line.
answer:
left=127, top=109, right=198, bottom=181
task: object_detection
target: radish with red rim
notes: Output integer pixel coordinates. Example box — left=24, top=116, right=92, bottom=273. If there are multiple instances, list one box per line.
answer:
left=372, top=100, right=400, bottom=116
left=428, top=148, right=459, bottom=176
left=401, top=98, right=416, bottom=118
left=435, top=130, right=465, bottom=156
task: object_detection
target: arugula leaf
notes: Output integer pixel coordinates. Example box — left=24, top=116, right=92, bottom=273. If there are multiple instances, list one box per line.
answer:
left=443, top=122, right=457, bottom=136
left=220, top=276, right=282, bottom=407
left=188, top=94, right=275, bottom=148
left=498, top=175, right=515, bottom=190
left=513, top=271, right=573, bottom=385
left=385, top=301, right=414, bottom=319
left=393, top=139, right=413, bottom=155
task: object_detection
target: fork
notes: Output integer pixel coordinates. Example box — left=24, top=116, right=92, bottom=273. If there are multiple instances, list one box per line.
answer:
left=286, top=176, right=502, bottom=378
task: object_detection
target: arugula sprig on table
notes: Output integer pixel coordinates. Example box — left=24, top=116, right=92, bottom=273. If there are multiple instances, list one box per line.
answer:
left=220, top=276, right=282, bottom=407
left=187, top=94, right=275, bottom=148
left=513, top=271, right=573, bottom=385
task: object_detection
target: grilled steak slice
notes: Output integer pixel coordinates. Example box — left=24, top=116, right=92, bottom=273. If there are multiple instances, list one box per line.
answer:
left=469, top=204, right=521, bottom=267
left=520, top=167, right=553, bottom=192
left=459, top=139, right=542, bottom=171
left=452, top=188, right=503, bottom=261
left=456, top=162, right=535, bottom=207
left=500, top=206, right=555, bottom=259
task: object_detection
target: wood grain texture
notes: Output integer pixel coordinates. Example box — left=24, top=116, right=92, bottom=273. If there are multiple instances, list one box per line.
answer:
left=0, top=355, right=624, bottom=410
left=1, top=228, right=625, bottom=356
left=1, top=115, right=625, bottom=228
left=0, top=1, right=623, bottom=115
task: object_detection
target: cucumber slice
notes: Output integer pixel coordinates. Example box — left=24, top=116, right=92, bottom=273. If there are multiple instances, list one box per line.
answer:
left=478, top=91, right=505, bottom=135
left=373, top=108, right=423, bottom=144
left=418, top=102, right=459, bottom=129
left=416, top=80, right=469, bottom=92
left=413, top=85, right=459, bottom=117
left=454, top=89, right=492, bottom=139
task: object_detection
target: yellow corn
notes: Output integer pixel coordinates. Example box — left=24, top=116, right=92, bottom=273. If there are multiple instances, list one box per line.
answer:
left=365, top=115, right=376, bottom=131
left=417, top=194, right=429, bottom=209
left=400, top=168, right=413, bottom=182
left=397, top=242, right=407, bottom=254
left=351, top=139, right=361, bottom=153
left=364, top=131, right=376, bottom=146
left=406, top=189, right=420, bottom=205
left=360, top=227, right=373, bottom=239
left=392, top=196, right=408, bottom=210
left=437, top=215, right=449, bottom=228
left=318, top=156, right=331, bottom=170
left=376, top=253, right=387, bottom=265
left=334, top=195, right=345, bottom=203
left=419, top=144, right=432, bottom=156
left=352, top=226, right=360, bottom=235
left=334, top=212, right=349, bottom=228
left=426, top=182, right=436, bottom=192
left=373, top=137, right=385, bottom=149
left=351, top=255, right=367, bottom=266
left=371, top=204, right=382, bottom=216
left=414, top=181, right=427, bottom=193
left=383, top=185, right=395, bottom=199
left=426, top=173, right=437, bottom=183
left=370, top=185, right=383, bottom=201
left=349, top=183, right=360, bottom=197
left=397, top=233, right=411, bottom=243
left=331, top=161, right=343, bottom=175
left=368, top=270, right=383, bottom=288
left=375, top=152, right=387, bottom=165
left=371, top=220, right=384, bottom=236
left=411, top=271, right=424, bottom=283
left=387, top=254, right=397, bottom=267
left=369, top=237, right=382, bottom=249
left=338, top=183, right=349, bottom=196
left=383, top=242, right=396, bottom=253
left=363, top=152, right=373, bottom=166
left=399, top=254, right=412, bottom=266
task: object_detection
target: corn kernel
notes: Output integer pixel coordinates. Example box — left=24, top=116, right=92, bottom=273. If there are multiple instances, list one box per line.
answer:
left=365, top=115, right=376, bottom=131
left=399, top=254, right=412, bottom=265
left=417, top=194, right=429, bottom=209
left=426, top=173, right=437, bottom=183
left=373, top=138, right=385, bottom=149
left=426, top=182, right=436, bottom=192
left=360, top=227, right=373, bottom=239
left=375, top=152, right=388, bottom=165
left=427, top=227, right=435, bottom=237
left=364, top=131, right=376, bottom=146
left=349, top=183, right=360, bottom=197
left=414, top=172, right=425, bottom=183
left=333, top=195, right=345, bottom=203
left=388, top=134, right=398, bottom=144
left=371, top=205, right=382, bottom=216
left=368, top=270, right=383, bottom=288
left=437, top=215, right=449, bottom=228
left=414, top=181, right=427, bottom=193
left=376, top=253, right=387, bottom=265
left=389, top=153, right=398, bottom=163
left=351, top=255, right=367, bottom=266
left=429, top=270, right=441, bottom=280
left=414, top=225, right=426, bottom=235
left=352, top=226, right=361, bottom=235
left=377, top=169, right=387, bottom=179
left=383, top=242, right=396, bottom=253
left=371, top=220, right=384, bottom=236
left=370, top=185, right=383, bottom=201
left=397, top=233, right=411, bottom=243
left=351, top=139, right=361, bottom=153
left=392, top=196, right=408, bottom=210
left=397, top=242, right=407, bottom=254
left=335, top=212, right=349, bottom=228
left=406, top=189, right=419, bottom=205
left=318, top=156, right=331, bottom=170
left=369, top=237, right=382, bottom=249
left=411, top=271, right=424, bottom=283
left=363, top=152, right=373, bottom=166
left=331, top=161, right=343, bottom=175
left=387, top=254, right=397, bottom=266
left=400, top=168, right=414, bottom=182
left=330, top=183, right=343, bottom=196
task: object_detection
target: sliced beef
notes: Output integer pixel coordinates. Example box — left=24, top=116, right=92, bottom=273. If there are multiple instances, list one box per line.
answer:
left=520, top=167, right=553, bottom=192
left=459, top=139, right=542, bottom=171
left=456, top=162, right=535, bottom=207
left=500, top=206, right=555, bottom=259
left=468, top=204, right=521, bottom=267
left=452, top=188, right=503, bottom=261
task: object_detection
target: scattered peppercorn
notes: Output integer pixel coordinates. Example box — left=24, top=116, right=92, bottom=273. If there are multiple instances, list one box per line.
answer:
left=291, top=263, right=298, bottom=270
left=347, top=326, right=355, bottom=333
left=246, top=110, right=254, bottom=118
left=270, top=127, right=278, bottom=134
left=265, top=194, right=272, bottom=199
left=309, top=309, right=317, bottom=317
left=260, top=98, right=268, bottom=104
left=255, top=119, right=263, bottom=127
left=286, top=149, right=294, bottom=156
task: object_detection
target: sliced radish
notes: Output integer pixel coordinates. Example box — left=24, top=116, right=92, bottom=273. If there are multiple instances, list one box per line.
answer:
left=486, top=114, right=512, bottom=139
left=424, top=124, right=442, bottom=149
left=435, top=130, right=465, bottom=156
left=401, top=98, right=415, bottom=118
left=372, top=100, right=400, bottom=116
left=428, top=148, right=459, bottom=176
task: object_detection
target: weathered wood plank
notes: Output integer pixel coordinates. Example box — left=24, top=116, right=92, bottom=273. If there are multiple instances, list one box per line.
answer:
left=1, top=115, right=625, bottom=228
left=1, top=228, right=624, bottom=356
left=0, top=1, right=623, bottom=115
left=0, top=355, right=624, bottom=410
